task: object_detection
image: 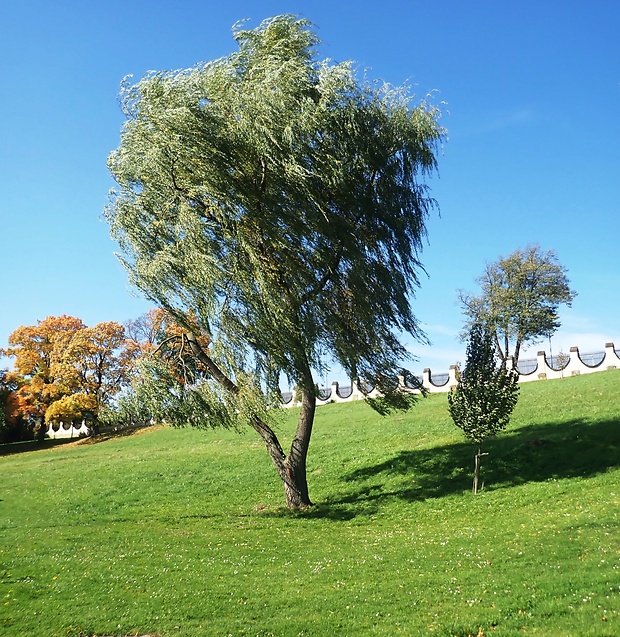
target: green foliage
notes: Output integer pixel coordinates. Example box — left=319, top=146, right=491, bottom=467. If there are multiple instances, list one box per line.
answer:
left=1, top=371, right=619, bottom=636
left=448, top=324, right=519, bottom=444
left=460, top=246, right=576, bottom=364
left=105, top=13, right=444, bottom=412
left=105, top=355, right=275, bottom=433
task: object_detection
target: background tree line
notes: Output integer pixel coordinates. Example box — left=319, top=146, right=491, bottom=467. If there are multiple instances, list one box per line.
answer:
left=0, top=310, right=211, bottom=443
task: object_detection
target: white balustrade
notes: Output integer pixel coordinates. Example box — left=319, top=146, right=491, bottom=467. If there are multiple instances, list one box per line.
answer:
left=282, top=342, right=620, bottom=407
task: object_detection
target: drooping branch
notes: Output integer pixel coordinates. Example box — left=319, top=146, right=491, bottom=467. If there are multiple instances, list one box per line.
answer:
left=167, top=155, right=231, bottom=230
left=184, top=332, right=239, bottom=395
left=299, top=242, right=344, bottom=305
left=184, top=331, right=296, bottom=490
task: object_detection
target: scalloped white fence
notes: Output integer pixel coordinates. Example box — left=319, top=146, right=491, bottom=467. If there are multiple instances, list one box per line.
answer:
left=45, top=342, right=620, bottom=433
left=281, top=342, right=620, bottom=408
left=46, top=420, right=91, bottom=440
left=45, top=420, right=149, bottom=440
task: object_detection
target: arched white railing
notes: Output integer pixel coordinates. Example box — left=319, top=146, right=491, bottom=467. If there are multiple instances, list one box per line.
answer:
left=282, top=342, right=620, bottom=407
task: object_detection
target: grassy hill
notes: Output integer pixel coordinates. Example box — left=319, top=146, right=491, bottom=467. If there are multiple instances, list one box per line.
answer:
left=1, top=371, right=619, bottom=636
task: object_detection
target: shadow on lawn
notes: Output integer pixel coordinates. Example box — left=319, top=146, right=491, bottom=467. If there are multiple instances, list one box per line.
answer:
left=0, top=438, right=77, bottom=457
left=299, top=417, right=620, bottom=520
left=0, top=426, right=158, bottom=457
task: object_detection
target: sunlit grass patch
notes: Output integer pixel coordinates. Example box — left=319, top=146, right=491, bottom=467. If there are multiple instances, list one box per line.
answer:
left=1, top=371, right=619, bottom=636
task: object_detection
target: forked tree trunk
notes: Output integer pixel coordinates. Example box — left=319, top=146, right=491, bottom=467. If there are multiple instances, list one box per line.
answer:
left=248, top=407, right=313, bottom=509
left=256, top=386, right=315, bottom=509
left=185, top=332, right=315, bottom=509
left=282, top=387, right=315, bottom=508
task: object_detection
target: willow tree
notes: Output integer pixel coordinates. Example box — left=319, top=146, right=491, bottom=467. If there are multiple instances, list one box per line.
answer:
left=105, top=15, right=444, bottom=508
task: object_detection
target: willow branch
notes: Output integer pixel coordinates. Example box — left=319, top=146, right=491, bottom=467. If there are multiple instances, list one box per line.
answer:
left=184, top=332, right=239, bottom=395
left=299, top=242, right=344, bottom=305
left=183, top=331, right=291, bottom=474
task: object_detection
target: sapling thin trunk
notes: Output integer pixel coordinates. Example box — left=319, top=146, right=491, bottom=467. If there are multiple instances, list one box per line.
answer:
left=472, top=446, right=490, bottom=494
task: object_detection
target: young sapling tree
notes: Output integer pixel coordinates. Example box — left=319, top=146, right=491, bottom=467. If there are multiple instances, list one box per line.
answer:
left=448, top=323, right=519, bottom=493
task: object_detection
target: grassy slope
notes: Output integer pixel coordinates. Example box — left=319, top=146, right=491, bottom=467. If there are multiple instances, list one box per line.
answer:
left=1, top=371, right=619, bottom=637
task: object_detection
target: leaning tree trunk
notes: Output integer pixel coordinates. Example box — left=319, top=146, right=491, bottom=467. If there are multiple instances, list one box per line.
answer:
left=255, top=384, right=315, bottom=509
left=185, top=332, right=314, bottom=509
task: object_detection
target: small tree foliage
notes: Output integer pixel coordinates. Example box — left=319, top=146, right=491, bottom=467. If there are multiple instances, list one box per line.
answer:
left=459, top=246, right=576, bottom=366
left=448, top=324, right=519, bottom=493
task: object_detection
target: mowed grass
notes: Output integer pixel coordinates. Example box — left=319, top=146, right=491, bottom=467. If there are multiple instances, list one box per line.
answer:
left=1, top=371, right=619, bottom=637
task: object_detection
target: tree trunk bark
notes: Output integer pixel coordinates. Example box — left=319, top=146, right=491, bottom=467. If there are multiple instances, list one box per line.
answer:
left=473, top=446, right=481, bottom=494
left=244, top=413, right=310, bottom=508
left=472, top=446, right=489, bottom=494
left=493, top=332, right=505, bottom=365
left=513, top=339, right=522, bottom=368
left=35, top=417, right=47, bottom=443
left=282, top=386, right=315, bottom=508
left=185, top=332, right=314, bottom=509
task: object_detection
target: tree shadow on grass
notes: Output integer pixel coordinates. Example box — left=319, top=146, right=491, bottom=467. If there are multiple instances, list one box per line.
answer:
left=0, top=438, right=77, bottom=457
left=0, top=425, right=160, bottom=457
left=294, top=417, right=620, bottom=520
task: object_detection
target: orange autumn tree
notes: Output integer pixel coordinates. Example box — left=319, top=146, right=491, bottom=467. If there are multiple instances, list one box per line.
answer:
left=46, top=321, right=140, bottom=431
left=3, top=316, right=141, bottom=438
left=2, top=315, right=86, bottom=440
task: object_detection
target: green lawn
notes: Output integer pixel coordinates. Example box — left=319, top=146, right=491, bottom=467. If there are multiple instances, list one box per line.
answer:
left=1, top=371, right=619, bottom=636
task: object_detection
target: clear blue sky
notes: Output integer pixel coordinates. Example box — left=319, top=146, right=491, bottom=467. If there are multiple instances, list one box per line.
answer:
left=1, top=0, right=618, bottom=379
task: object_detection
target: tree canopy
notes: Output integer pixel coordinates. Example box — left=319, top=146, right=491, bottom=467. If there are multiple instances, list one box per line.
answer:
left=105, top=15, right=444, bottom=508
left=459, top=246, right=576, bottom=366
left=2, top=316, right=139, bottom=438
